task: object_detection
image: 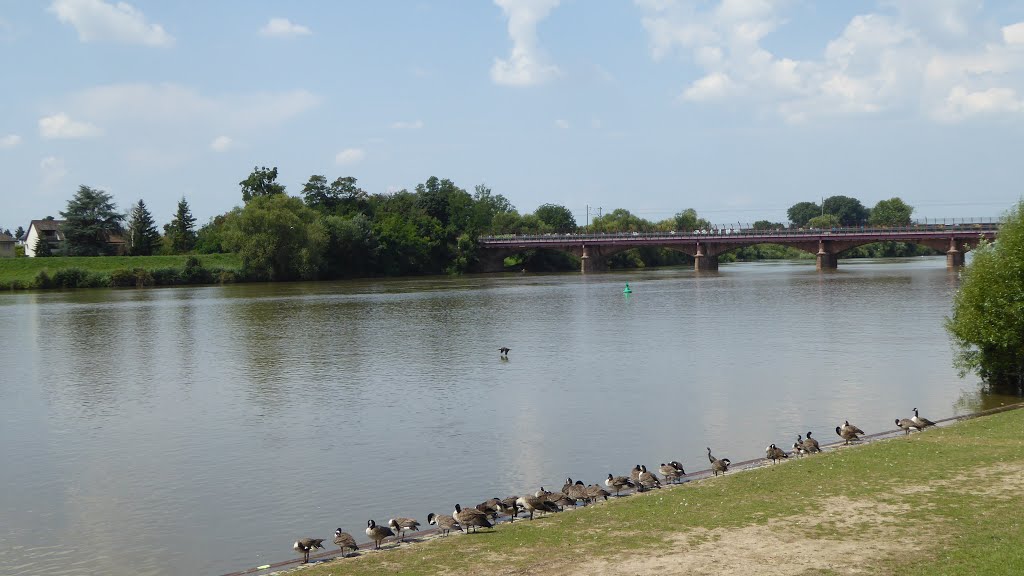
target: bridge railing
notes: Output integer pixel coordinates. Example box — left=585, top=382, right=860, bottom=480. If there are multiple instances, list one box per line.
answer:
left=479, top=218, right=1001, bottom=242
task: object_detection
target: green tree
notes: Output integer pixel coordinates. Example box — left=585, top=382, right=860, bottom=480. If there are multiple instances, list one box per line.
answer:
left=164, top=197, right=197, bottom=253
left=870, top=197, right=913, bottom=226
left=947, top=201, right=1024, bottom=393
left=60, top=185, right=124, bottom=256
left=673, top=208, right=710, bottom=231
left=590, top=209, right=650, bottom=233
left=806, top=214, right=840, bottom=228
left=195, top=214, right=232, bottom=254
left=415, top=176, right=472, bottom=228
left=240, top=166, right=286, bottom=203
left=752, top=220, right=785, bottom=230
left=471, top=184, right=514, bottom=233
left=534, top=204, right=576, bottom=233
left=33, top=235, right=53, bottom=257
left=787, top=201, right=821, bottom=227
left=14, top=226, right=25, bottom=240
left=126, top=199, right=161, bottom=256
left=222, top=194, right=327, bottom=280
left=822, top=195, right=869, bottom=227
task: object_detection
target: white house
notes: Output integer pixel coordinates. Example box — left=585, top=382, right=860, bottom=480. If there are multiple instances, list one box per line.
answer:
left=23, top=219, right=65, bottom=257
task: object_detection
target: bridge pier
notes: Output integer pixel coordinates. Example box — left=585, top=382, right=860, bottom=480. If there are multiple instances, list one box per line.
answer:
left=694, top=243, right=718, bottom=271
left=579, top=245, right=607, bottom=273
left=816, top=240, right=837, bottom=271
left=946, top=238, right=964, bottom=268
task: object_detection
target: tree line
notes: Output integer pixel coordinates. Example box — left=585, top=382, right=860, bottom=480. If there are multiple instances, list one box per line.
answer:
left=13, top=170, right=927, bottom=276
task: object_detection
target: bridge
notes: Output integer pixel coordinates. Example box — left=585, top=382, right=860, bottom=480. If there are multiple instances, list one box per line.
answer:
left=478, top=220, right=999, bottom=273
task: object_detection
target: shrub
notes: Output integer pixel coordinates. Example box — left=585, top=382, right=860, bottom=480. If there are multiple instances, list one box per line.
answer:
left=51, top=268, right=90, bottom=288
left=33, top=270, right=53, bottom=289
left=181, top=256, right=213, bottom=284
left=110, top=268, right=154, bottom=287
left=150, top=267, right=182, bottom=286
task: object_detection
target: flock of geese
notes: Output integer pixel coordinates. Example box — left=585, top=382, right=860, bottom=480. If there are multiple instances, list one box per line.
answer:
left=290, top=407, right=938, bottom=565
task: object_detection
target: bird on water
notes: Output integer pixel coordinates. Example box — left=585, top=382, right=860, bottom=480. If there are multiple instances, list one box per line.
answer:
left=499, top=347, right=510, bottom=356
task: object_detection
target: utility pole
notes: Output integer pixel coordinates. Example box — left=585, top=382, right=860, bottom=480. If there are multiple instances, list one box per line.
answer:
left=586, top=204, right=590, bottom=233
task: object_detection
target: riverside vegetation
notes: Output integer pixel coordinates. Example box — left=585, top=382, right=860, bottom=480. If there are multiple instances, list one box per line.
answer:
left=276, top=406, right=1024, bottom=576
left=2, top=168, right=937, bottom=289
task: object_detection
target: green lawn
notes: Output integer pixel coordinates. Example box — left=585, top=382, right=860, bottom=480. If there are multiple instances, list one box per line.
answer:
left=283, top=406, right=1024, bottom=576
left=0, top=254, right=241, bottom=286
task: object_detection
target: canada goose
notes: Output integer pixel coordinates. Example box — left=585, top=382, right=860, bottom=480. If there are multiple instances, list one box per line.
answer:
left=587, top=483, right=611, bottom=502
left=454, top=503, right=493, bottom=532
left=797, top=434, right=820, bottom=454
left=707, top=447, right=731, bottom=476
left=365, top=520, right=394, bottom=550
left=293, top=538, right=325, bottom=564
left=427, top=513, right=463, bottom=536
left=630, top=464, right=643, bottom=483
left=804, top=431, right=821, bottom=452
left=498, top=347, right=510, bottom=356
left=659, top=462, right=683, bottom=483
left=476, top=499, right=500, bottom=520
left=605, top=473, right=635, bottom=496
left=387, top=517, right=420, bottom=542
left=499, top=496, right=521, bottom=522
left=562, top=477, right=590, bottom=506
left=842, top=420, right=865, bottom=436
left=792, top=441, right=808, bottom=457
left=835, top=425, right=862, bottom=445
left=516, top=494, right=560, bottom=520
left=333, top=529, right=358, bottom=557
left=912, top=408, right=936, bottom=429
left=638, top=465, right=661, bottom=489
left=895, top=418, right=922, bottom=435
left=765, top=443, right=788, bottom=464
left=492, top=497, right=517, bottom=519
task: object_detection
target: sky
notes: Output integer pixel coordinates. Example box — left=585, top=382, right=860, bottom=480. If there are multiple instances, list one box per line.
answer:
left=1, top=0, right=1023, bottom=233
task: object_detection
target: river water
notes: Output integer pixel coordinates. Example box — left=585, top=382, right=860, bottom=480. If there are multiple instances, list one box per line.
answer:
left=0, top=257, right=1009, bottom=575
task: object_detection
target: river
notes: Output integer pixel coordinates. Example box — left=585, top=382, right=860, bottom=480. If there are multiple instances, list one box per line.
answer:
left=0, top=257, right=1010, bottom=575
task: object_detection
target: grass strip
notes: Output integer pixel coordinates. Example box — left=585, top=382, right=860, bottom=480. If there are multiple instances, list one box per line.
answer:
left=276, top=406, right=1024, bottom=576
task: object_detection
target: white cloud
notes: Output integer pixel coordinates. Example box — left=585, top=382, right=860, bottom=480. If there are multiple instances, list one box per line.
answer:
left=682, top=72, right=737, bottom=101
left=491, top=0, right=561, bottom=86
left=391, top=120, right=424, bottom=129
left=67, top=83, right=320, bottom=134
left=554, top=118, right=569, bottom=129
left=0, top=134, right=20, bottom=149
left=1003, top=22, right=1024, bottom=46
left=259, top=17, right=311, bottom=38
left=39, top=113, right=101, bottom=139
left=335, top=148, right=365, bottom=165
left=49, top=0, right=173, bottom=46
left=40, top=156, right=67, bottom=190
left=636, top=1, right=1024, bottom=123
left=936, top=86, right=1024, bottom=121
left=209, top=135, right=233, bottom=152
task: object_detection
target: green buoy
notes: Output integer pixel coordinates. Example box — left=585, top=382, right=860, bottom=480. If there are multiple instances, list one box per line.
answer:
left=623, top=282, right=632, bottom=294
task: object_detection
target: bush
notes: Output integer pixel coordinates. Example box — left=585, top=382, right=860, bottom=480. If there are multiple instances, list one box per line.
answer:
left=110, top=268, right=154, bottom=287
left=181, top=256, right=213, bottom=284
left=33, top=270, right=53, bottom=289
left=51, top=268, right=87, bottom=288
left=214, top=269, right=237, bottom=284
left=150, top=267, right=182, bottom=286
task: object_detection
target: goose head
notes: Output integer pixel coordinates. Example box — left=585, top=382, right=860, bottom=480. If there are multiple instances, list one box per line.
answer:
left=427, top=513, right=437, bottom=525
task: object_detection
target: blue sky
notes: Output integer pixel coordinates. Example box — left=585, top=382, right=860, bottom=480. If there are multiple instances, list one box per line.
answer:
left=2, top=0, right=1023, bottom=233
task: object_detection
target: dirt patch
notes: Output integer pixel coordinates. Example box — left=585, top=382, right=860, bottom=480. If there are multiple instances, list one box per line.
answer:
left=516, top=496, right=930, bottom=576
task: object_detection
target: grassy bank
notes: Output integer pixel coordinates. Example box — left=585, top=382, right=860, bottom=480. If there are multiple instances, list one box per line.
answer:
left=0, top=254, right=242, bottom=290
left=287, top=407, right=1024, bottom=576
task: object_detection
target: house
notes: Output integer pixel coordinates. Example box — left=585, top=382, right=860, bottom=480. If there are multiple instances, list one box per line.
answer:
left=0, top=232, right=14, bottom=258
left=23, top=219, right=66, bottom=257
